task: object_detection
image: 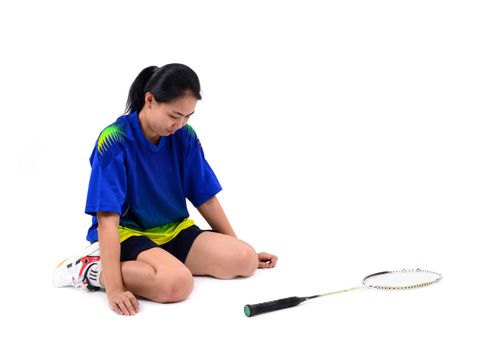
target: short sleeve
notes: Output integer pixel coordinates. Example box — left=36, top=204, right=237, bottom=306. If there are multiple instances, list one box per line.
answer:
left=182, top=126, right=222, bottom=207
left=85, top=126, right=127, bottom=216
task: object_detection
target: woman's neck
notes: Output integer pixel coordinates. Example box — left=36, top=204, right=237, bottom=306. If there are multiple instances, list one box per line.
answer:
left=138, top=109, right=161, bottom=145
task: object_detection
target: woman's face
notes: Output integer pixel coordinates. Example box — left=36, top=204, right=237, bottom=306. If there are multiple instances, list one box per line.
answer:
left=140, top=92, right=197, bottom=143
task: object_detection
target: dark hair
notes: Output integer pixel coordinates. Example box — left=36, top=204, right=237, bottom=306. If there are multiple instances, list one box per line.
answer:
left=125, top=63, right=202, bottom=114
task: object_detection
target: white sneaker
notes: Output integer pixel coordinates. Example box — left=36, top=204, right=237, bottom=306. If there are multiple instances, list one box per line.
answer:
left=53, top=242, right=102, bottom=291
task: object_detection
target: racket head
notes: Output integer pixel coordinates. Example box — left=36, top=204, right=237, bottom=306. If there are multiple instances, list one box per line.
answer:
left=362, top=268, right=442, bottom=290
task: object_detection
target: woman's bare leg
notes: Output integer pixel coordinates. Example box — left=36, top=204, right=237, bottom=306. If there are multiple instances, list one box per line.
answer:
left=101, top=247, right=194, bottom=303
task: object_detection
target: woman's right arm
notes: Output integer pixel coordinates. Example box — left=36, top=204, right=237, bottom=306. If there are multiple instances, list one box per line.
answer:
left=98, top=212, right=139, bottom=316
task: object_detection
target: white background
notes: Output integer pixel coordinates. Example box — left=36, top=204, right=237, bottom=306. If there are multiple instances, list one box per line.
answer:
left=1, top=0, right=478, bottom=349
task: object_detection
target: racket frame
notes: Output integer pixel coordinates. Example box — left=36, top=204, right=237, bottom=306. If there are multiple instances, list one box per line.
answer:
left=361, top=268, right=443, bottom=290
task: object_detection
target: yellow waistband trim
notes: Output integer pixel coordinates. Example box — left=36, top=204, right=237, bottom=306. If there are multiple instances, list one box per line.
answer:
left=118, top=218, right=195, bottom=245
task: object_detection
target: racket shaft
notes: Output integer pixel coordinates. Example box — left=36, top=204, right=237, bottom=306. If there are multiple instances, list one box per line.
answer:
left=244, top=296, right=306, bottom=317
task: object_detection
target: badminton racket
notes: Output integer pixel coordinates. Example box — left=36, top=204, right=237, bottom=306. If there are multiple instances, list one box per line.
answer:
left=244, top=268, right=442, bottom=317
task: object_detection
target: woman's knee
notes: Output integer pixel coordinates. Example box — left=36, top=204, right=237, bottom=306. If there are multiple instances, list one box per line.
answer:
left=235, top=244, right=258, bottom=277
left=150, top=267, right=194, bottom=303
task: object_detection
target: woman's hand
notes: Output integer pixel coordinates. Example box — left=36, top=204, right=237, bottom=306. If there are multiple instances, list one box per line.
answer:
left=107, top=289, right=140, bottom=316
left=257, top=252, right=278, bottom=269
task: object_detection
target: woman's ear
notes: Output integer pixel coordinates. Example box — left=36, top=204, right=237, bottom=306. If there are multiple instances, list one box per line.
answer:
left=145, top=93, right=154, bottom=108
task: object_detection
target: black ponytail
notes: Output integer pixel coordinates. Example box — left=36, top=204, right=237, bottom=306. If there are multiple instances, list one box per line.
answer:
left=125, top=63, right=202, bottom=114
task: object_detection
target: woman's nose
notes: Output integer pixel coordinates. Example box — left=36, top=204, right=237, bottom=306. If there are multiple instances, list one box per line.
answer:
left=173, top=120, right=184, bottom=131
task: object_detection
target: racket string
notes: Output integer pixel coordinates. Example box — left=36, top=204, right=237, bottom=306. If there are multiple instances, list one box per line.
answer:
left=363, top=268, right=443, bottom=290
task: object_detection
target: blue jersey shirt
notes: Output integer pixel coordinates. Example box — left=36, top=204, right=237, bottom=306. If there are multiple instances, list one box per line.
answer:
left=85, top=111, right=222, bottom=243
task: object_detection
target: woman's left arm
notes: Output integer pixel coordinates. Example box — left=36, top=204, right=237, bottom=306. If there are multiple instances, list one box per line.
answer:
left=196, top=195, right=237, bottom=237
left=197, top=196, right=278, bottom=268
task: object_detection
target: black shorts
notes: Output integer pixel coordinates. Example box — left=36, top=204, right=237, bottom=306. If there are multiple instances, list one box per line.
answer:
left=120, top=224, right=210, bottom=263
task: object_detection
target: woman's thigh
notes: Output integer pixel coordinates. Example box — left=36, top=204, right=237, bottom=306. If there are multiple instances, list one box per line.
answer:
left=128, top=247, right=193, bottom=302
left=184, top=232, right=258, bottom=279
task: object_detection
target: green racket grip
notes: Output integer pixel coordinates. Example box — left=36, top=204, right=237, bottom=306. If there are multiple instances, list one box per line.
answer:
left=244, top=296, right=308, bottom=317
